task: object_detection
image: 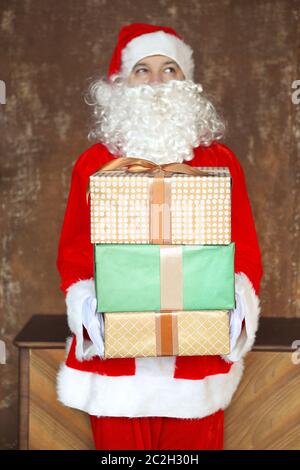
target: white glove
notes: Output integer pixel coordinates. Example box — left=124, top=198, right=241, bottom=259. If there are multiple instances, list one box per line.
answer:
left=229, top=291, right=245, bottom=351
left=82, top=296, right=105, bottom=358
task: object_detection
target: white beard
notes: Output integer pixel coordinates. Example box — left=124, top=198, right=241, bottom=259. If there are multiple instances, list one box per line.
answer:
left=86, top=78, right=225, bottom=164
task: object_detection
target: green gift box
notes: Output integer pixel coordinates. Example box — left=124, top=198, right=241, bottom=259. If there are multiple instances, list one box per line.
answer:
left=94, top=243, right=235, bottom=312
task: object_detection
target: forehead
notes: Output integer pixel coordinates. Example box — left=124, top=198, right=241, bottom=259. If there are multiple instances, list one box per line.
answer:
left=133, top=55, right=180, bottom=68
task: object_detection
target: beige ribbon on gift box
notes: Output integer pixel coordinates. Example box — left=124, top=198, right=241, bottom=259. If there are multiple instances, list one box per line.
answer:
left=155, top=310, right=180, bottom=356
left=158, top=244, right=183, bottom=355
left=86, top=156, right=212, bottom=244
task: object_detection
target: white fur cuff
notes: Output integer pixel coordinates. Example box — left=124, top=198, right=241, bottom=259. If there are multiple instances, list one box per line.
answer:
left=65, top=278, right=97, bottom=361
left=221, top=272, right=261, bottom=363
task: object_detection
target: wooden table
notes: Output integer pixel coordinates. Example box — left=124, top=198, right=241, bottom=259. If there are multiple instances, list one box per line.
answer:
left=13, top=315, right=300, bottom=450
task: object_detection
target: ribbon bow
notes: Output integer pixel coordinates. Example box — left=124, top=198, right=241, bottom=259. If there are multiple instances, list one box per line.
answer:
left=86, top=156, right=211, bottom=204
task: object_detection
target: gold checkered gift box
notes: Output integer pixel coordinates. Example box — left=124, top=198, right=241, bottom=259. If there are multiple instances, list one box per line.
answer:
left=103, top=310, right=230, bottom=358
left=90, top=166, right=231, bottom=245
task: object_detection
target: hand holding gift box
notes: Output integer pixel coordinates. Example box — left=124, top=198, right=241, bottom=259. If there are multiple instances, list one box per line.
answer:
left=228, top=291, right=245, bottom=351
left=87, top=156, right=236, bottom=358
left=81, top=296, right=105, bottom=358
left=78, top=292, right=244, bottom=359
left=93, top=241, right=235, bottom=359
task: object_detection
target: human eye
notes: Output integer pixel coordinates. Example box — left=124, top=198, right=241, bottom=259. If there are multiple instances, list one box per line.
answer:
left=135, top=67, right=148, bottom=74
left=164, top=66, right=176, bottom=73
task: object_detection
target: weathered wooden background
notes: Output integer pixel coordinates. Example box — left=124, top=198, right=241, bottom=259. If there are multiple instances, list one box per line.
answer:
left=0, top=0, right=299, bottom=450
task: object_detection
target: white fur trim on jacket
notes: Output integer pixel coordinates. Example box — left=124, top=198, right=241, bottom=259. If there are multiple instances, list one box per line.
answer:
left=221, top=272, right=261, bottom=364
left=56, top=358, right=244, bottom=419
left=65, top=278, right=99, bottom=362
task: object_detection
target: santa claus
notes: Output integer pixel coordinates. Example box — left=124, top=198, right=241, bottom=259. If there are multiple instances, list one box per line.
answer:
left=56, top=23, right=263, bottom=450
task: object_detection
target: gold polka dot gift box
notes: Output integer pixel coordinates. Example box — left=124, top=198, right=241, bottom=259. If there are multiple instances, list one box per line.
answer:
left=87, top=157, right=232, bottom=245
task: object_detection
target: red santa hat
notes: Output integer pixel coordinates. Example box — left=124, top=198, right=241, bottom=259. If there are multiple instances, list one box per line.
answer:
left=108, top=23, right=195, bottom=81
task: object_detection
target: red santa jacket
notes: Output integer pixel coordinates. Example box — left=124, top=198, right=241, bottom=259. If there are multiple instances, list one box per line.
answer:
left=56, top=141, right=263, bottom=419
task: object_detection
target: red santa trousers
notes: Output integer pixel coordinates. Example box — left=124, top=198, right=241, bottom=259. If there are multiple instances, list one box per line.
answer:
left=89, top=410, right=224, bottom=450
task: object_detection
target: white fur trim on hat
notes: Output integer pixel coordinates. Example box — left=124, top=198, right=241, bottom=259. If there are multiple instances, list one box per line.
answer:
left=221, top=272, right=261, bottom=364
left=120, top=30, right=194, bottom=80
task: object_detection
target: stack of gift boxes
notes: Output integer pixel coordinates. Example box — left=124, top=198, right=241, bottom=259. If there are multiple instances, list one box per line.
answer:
left=88, top=158, right=235, bottom=359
